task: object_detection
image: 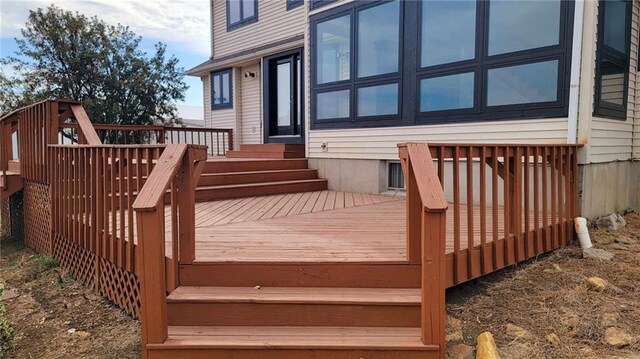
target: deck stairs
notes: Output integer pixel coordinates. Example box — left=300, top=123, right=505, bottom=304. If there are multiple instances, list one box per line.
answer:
left=193, top=144, right=327, bottom=201
left=149, top=261, right=437, bottom=358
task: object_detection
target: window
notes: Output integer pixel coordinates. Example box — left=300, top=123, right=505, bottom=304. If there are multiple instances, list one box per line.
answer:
left=287, top=0, right=303, bottom=10
left=310, top=0, right=574, bottom=130
left=387, top=162, right=405, bottom=190
left=311, top=0, right=337, bottom=10
left=594, top=0, right=631, bottom=120
left=211, top=69, right=233, bottom=110
left=227, top=0, right=258, bottom=31
left=312, top=0, right=401, bottom=125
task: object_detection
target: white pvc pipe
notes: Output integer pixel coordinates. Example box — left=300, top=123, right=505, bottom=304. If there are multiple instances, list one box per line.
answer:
left=574, top=217, right=592, bottom=249
left=567, top=0, right=585, bottom=144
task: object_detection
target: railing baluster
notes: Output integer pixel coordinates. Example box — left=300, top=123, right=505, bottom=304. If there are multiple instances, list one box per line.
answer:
left=453, top=146, right=461, bottom=283
left=466, top=146, right=474, bottom=279
left=479, top=146, right=487, bottom=274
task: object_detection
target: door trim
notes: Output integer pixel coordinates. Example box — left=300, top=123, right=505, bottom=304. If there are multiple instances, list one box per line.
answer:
left=262, top=48, right=305, bottom=144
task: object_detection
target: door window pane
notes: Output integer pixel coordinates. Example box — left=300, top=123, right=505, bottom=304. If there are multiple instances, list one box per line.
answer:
left=487, top=60, right=558, bottom=106
left=317, top=90, right=350, bottom=119
left=421, top=1, right=476, bottom=67
left=599, top=60, right=625, bottom=106
left=604, top=0, right=627, bottom=53
left=357, top=83, right=399, bottom=116
left=357, top=1, right=400, bottom=77
left=316, top=15, right=351, bottom=84
left=277, top=62, right=292, bottom=127
left=488, top=0, right=560, bottom=55
left=420, top=72, right=474, bottom=112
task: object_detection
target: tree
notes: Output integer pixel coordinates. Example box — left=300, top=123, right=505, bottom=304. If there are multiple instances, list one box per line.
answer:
left=0, top=5, right=187, bottom=126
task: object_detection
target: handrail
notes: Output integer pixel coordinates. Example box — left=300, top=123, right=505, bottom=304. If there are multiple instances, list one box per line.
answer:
left=132, top=143, right=207, bottom=354
left=70, top=104, right=101, bottom=145
left=404, top=143, right=448, bottom=212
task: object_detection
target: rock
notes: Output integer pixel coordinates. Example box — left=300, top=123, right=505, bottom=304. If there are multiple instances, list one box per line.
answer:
left=545, top=333, right=561, bottom=348
left=0, top=289, right=19, bottom=301
left=583, top=248, right=615, bottom=261
left=595, top=213, right=626, bottom=230
left=609, top=243, right=629, bottom=251
left=601, top=312, right=620, bottom=327
left=450, top=343, right=474, bottom=359
left=604, top=327, right=636, bottom=348
left=586, top=277, right=608, bottom=292
left=446, top=316, right=464, bottom=342
left=561, top=314, right=580, bottom=336
left=74, top=331, right=91, bottom=338
left=476, top=332, right=501, bottom=359
left=67, top=328, right=77, bottom=334
left=615, top=236, right=635, bottom=245
left=506, top=323, right=530, bottom=339
left=543, top=264, right=562, bottom=273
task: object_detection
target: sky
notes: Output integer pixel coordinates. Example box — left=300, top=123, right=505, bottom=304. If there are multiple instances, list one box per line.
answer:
left=0, top=0, right=211, bottom=107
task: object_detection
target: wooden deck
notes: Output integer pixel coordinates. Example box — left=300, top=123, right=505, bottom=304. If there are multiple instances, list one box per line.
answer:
left=180, top=190, right=560, bottom=263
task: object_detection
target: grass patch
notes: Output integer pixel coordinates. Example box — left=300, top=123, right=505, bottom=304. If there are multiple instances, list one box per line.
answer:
left=35, top=255, right=57, bottom=270
left=0, top=285, right=15, bottom=356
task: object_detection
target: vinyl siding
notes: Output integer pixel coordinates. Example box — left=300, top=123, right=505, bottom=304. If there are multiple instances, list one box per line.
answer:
left=308, top=118, right=568, bottom=160
left=212, top=0, right=306, bottom=59
left=240, top=64, right=262, bottom=144
left=588, top=0, right=638, bottom=163
left=203, top=71, right=237, bottom=141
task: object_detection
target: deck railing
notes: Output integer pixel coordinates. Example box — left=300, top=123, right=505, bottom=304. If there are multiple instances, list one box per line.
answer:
left=132, top=143, right=207, bottom=350
left=59, top=123, right=233, bottom=157
left=399, top=142, right=580, bottom=355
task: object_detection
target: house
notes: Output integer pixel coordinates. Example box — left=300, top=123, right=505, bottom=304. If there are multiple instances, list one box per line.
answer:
left=187, top=0, right=640, bottom=219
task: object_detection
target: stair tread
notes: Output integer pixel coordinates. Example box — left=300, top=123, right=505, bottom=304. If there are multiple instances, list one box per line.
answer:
left=152, top=326, right=436, bottom=350
left=206, top=158, right=307, bottom=163
left=167, top=286, right=420, bottom=305
left=198, top=179, right=327, bottom=190
left=201, top=169, right=315, bottom=177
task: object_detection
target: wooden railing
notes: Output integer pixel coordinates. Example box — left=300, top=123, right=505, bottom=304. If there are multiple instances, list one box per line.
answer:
left=399, top=142, right=580, bottom=355
left=59, top=123, right=233, bottom=157
left=133, top=144, right=207, bottom=351
left=48, top=144, right=166, bottom=275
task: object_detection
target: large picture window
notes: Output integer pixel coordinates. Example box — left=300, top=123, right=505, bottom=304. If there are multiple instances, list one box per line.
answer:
left=594, top=0, right=631, bottom=120
left=310, top=0, right=575, bottom=129
left=211, top=69, right=233, bottom=110
left=227, top=0, right=258, bottom=31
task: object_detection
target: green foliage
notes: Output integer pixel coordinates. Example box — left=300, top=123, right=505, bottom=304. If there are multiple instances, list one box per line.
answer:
left=0, top=284, right=15, bottom=356
left=0, top=5, right=187, bottom=126
left=35, top=255, right=57, bottom=270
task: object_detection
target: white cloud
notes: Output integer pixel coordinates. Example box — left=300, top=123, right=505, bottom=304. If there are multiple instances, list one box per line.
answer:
left=0, top=0, right=211, bottom=56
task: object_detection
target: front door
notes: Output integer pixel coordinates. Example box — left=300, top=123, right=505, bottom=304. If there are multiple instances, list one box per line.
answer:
left=264, top=49, right=303, bottom=143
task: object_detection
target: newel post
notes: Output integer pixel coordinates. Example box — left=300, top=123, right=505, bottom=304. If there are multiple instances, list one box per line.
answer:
left=422, top=208, right=447, bottom=358
left=136, top=207, right=168, bottom=358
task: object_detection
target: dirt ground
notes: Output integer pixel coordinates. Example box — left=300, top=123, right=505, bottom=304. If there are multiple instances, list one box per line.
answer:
left=1, top=213, right=639, bottom=359
left=0, top=240, right=140, bottom=359
left=446, top=212, right=640, bottom=358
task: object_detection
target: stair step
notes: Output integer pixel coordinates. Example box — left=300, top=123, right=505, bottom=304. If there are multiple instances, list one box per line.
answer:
left=166, top=287, right=420, bottom=327
left=240, top=144, right=305, bottom=152
left=204, top=159, right=308, bottom=174
left=195, top=179, right=328, bottom=201
left=226, top=151, right=304, bottom=159
left=147, top=326, right=438, bottom=358
left=199, top=169, right=317, bottom=186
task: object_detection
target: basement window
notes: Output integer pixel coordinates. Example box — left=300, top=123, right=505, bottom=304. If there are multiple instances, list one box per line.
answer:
left=387, top=162, right=405, bottom=190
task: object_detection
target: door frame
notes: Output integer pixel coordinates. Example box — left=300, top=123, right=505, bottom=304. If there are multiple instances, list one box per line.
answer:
left=262, top=48, right=305, bottom=144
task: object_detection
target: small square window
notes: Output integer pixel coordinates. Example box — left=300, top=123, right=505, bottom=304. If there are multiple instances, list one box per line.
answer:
left=211, top=69, right=233, bottom=110
left=227, top=0, right=258, bottom=31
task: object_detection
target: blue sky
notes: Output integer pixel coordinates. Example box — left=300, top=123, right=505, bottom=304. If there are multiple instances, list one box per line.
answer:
left=0, top=0, right=210, bottom=107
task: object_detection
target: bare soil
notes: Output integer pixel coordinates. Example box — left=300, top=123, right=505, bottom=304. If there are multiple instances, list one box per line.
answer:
left=1, top=213, right=639, bottom=358
left=446, top=212, right=640, bottom=358
left=0, top=240, right=140, bottom=359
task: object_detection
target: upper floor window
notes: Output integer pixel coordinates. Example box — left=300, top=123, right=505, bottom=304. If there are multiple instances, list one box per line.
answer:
left=594, top=0, right=631, bottom=120
left=227, top=0, right=258, bottom=31
left=211, top=69, right=233, bottom=110
left=287, top=0, right=304, bottom=10
left=311, top=0, right=338, bottom=11
left=310, top=0, right=574, bottom=129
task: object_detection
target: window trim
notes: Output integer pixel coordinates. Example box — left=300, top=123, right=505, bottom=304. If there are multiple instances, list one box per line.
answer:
left=287, top=0, right=304, bottom=10
left=310, top=0, right=575, bottom=130
left=593, top=0, right=632, bottom=121
left=226, top=0, right=259, bottom=31
left=211, top=68, right=233, bottom=111
left=310, top=0, right=338, bottom=11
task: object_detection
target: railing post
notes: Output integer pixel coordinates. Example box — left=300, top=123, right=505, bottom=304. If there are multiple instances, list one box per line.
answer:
left=177, top=148, right=197, bottom=264
left=400, top=145, right=422, bottom=264
left=228, top=129, right=234, bottom=151
left=422, top=208, right=447, bottom=359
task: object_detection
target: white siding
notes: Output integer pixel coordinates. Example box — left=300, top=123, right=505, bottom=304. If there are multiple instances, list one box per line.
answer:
left=587, top=0, right=638, bottom=163
left=308, top=119, right=568, bottom=160
left=240, top=63, right=262, bottom=144
left=212, top=0, right=306, bottom=59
